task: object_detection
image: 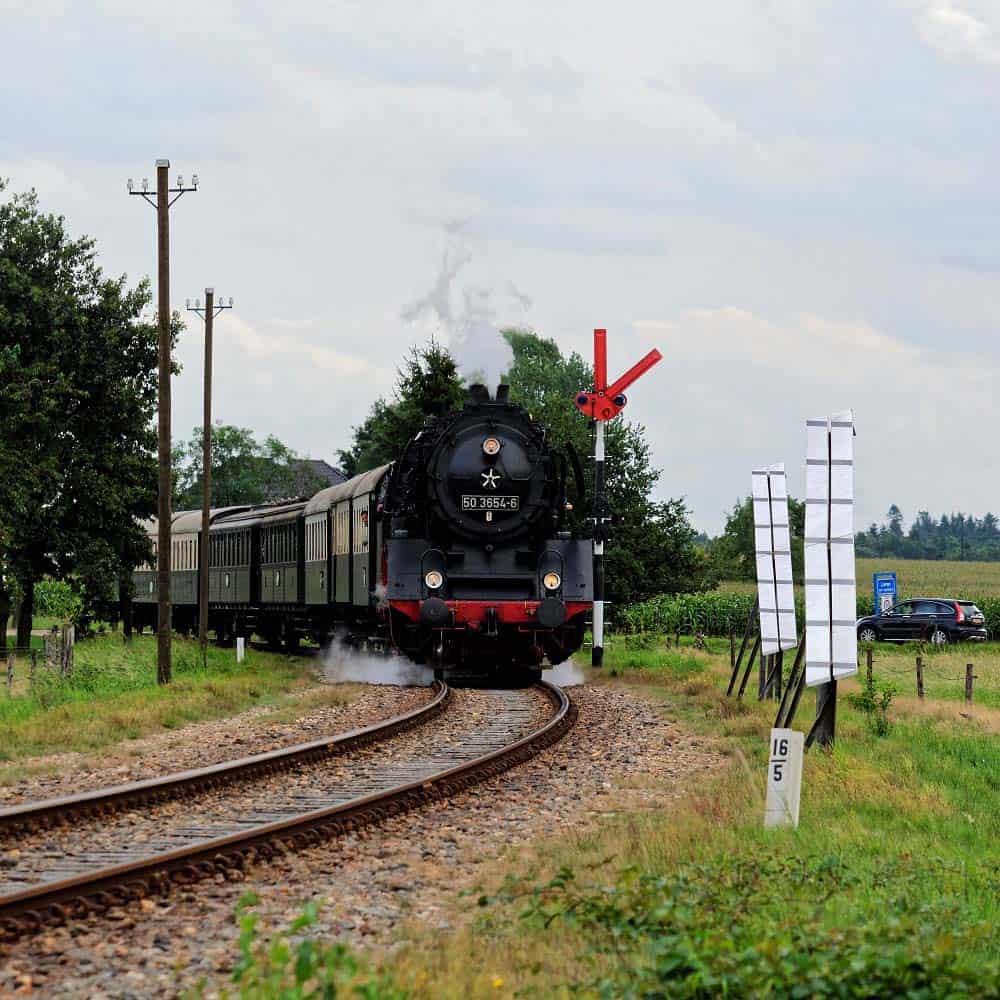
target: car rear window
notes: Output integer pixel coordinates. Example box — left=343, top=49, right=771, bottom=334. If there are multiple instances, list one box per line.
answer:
left=959, top=602, right=982, bottom=616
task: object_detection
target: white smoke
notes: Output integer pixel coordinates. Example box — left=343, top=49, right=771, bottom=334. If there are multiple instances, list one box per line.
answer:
left=401, top=241, right=531, bottom=392
left=544, top=659, right=587, bottom=687
left=321, top=635, right=434, bottom=687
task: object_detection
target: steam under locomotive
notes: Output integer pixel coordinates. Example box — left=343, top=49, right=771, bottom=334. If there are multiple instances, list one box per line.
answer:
left=131, top=384, right=592, bottom=681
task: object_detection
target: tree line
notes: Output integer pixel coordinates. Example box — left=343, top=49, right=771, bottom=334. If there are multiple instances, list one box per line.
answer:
left=855, top=505, right=1000, bottom=561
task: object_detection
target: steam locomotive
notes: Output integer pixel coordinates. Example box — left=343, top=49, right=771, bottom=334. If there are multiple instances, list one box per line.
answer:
left=131, top=384, right=593, bottom=681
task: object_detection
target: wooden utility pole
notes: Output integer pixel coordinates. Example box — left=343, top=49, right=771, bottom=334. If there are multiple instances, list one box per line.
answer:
left=128, top=161, right=198, bottom=684
left=187, top=290, right=233, bottom=655
left=155, top=161, right=172, bottom=685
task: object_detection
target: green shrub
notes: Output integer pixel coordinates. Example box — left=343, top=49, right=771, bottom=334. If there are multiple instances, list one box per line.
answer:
left=481, top=856, right=1000, bottom=998
left=846, top=673, right=897, bottom=737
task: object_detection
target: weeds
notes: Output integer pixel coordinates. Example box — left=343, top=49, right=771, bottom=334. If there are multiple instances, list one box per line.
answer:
left=847, top=672, right=897, bottom=736
left=190, top=894, right=407, bottom=999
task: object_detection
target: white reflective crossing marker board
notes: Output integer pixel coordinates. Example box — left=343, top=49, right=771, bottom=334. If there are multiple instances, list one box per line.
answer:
left=752, top=463, right=798, bottom=655
left=804, top=411, right=857, bottom=687
left=764, top=728, right=804, bottom=828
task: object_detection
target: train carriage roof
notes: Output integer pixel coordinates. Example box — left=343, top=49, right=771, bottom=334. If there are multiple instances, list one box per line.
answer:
left=169, top=507, right=254, bottom=535
left=208, top=498, right=309, bottom=530
left=304, top=464, right=391, bottom=515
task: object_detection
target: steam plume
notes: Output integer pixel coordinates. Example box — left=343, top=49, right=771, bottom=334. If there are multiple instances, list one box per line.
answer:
left=402, top=241, right=532, bottom=391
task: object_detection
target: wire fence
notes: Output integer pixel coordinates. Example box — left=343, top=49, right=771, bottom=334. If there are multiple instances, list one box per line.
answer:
left=2, top=626, right=75, bottom=697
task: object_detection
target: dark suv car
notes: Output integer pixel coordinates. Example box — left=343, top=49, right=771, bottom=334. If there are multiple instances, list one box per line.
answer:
left=857, top=599, right=987, bottom=646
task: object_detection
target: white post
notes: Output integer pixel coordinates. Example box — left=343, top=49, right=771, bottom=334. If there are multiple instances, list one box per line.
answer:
left=236, top=636, right=245, bottom=663
left=764, top=728, right=804, bottom=828
left=592, top=419, right=606, bottom=666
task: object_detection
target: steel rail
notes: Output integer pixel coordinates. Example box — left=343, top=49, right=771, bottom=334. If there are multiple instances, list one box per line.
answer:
left=0, top=682, right=573, bottom=941
left=0, top=680, right=450, bottom=835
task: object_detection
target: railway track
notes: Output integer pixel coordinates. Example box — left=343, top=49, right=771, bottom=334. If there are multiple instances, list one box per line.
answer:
left=0, top=682, right=574, bottom=941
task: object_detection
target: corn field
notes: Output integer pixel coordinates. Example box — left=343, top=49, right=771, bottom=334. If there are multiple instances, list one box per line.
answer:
left=614, top=590, right=1000, bottom=637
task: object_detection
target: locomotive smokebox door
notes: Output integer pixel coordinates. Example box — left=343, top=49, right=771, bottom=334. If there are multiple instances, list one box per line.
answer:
left=537, top=598, right=567, bottom=628
left=420, top=597, right=450, bottom=627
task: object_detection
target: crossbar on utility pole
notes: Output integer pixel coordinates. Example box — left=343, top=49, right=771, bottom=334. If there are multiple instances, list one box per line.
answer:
left=128, top=161, right=198, bottom=685
left=186, top=290, right=234, bottom=660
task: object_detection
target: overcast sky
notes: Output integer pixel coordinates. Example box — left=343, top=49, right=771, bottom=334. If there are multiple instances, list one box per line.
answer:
left=3, top=0, right=999, bottom=533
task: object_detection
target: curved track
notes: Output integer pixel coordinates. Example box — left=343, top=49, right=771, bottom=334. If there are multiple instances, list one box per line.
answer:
left=0, top=682, right=574, bottom=941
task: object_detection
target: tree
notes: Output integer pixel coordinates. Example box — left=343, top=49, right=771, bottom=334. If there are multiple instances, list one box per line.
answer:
left=173, top=424, right=328, bottom=509
left=0, top=182, right=164, bottom=645
left=502, top=329, right=714, bottom=603
left=707, top=495, right=806, bottom=584
left=338, top=342, right=464, bottom=476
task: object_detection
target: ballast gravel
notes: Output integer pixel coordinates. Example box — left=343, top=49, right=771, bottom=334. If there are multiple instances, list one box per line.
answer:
left=0, top=682, right=722, bottom=998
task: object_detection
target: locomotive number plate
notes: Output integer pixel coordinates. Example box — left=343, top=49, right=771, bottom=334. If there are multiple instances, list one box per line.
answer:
left=462, top=494, right=520, bottom=511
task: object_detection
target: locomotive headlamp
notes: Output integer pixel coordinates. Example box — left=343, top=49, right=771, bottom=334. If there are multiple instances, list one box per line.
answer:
left=543, top=572, right=562, bottom=591
left=482, top=437, right=502, bottom=456
left=424, top=570, right=444, bottom=590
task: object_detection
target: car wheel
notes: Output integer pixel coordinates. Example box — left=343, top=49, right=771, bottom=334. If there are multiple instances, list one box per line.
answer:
left=858, top=626, right=878, bottom=643
left=929, top=627, right=949, bottom=647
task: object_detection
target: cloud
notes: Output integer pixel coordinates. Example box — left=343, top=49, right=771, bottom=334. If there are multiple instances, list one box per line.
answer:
left=636, top=308, right=997, bottom=531
left=8, top=0, right=1000, bottom=530
left=916, top=4, right=1000, bottom=65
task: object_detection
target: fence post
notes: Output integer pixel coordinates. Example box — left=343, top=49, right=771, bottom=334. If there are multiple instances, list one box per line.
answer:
left=729, top=633, right=736, bottom=669
left=915, top=655, right=924, bottom=700
left=965, top=663, right=975, bottom=704
left=6, top=653, right=13, bottom=695
left=30, top=650, right=37, bottom=692
left=866, top=648, right=873, bottom=686
left=61, top=625, right=74, bottom=677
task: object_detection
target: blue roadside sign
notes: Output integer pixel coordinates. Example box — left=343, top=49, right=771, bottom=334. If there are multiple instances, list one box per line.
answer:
left=873, top=572, right=897, bottom=615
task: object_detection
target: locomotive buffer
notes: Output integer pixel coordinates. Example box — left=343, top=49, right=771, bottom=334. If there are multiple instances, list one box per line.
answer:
left=575, top=330, right=662, bottom=667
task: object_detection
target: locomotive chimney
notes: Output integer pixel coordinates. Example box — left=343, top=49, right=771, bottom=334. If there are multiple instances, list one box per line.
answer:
left=495, top=384, right=510, bottom=403
left=468, top=384, right=491, bottom=404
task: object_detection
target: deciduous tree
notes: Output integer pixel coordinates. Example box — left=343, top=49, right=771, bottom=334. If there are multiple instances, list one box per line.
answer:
left=502, top=329, right=714, bottom=604
left=0, top=182, right=163, bottom=642
left=173, top=424, right=327, bottom=509
left=338, top=342, right=464, bottom=476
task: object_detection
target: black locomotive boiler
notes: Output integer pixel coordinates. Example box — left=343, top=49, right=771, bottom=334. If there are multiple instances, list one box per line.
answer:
left=130, top=384, right=592, bottom=682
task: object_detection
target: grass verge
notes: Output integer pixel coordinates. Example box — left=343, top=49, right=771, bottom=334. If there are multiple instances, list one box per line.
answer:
left=359, top=635, right=1000, bottom=997
left=0, top=633, right=329, bottom=765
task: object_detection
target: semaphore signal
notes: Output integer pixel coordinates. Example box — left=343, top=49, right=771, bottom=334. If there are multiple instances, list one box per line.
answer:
left=574, top=329, right=662, bottom=668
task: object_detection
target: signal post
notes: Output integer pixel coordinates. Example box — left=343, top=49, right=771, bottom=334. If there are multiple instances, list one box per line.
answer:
left=575, top=330, right=662, bottom=667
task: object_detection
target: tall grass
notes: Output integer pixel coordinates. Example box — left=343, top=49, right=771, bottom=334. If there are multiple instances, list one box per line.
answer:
left=0, top=634, right=324, bottom=763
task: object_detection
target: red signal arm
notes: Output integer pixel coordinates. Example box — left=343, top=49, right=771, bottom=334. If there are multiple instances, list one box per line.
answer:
left=574, top=329, right=662, bottom=420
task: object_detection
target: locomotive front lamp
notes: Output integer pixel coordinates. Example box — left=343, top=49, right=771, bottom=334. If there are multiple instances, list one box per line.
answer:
left=424, top=570, right=444, bottom=590
left=483, top=437, right=502, bottom=456
left=543, top=572, right=561, bottom=591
